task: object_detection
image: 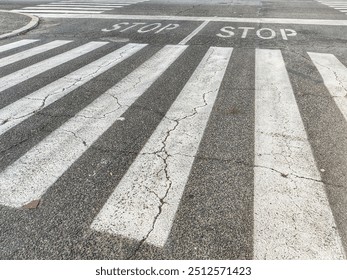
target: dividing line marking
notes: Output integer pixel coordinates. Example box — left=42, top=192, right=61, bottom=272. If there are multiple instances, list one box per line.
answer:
left=91, top=46, right=232, bottom=247
left=31, top=13, right=347, bottom=26
left=0, top=41, right=107, bottom=93
left=254, top=49, right=345, bottom=259
left=0, top=43, right=145, bottom=136
left=0, top=40, right=71, bottom=68
left=0, top=44, right=186, bottom=209
left=179, top=20, right=210, bottom=45
left=0, top=39, right=39, bottom=54
left=308, top=52, right=347, bottom=121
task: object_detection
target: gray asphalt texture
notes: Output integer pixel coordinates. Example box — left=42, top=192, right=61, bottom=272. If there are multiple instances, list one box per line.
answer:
left=0, top=0, right=346, bottom=260
left=0, top=11, right=32, bottom=36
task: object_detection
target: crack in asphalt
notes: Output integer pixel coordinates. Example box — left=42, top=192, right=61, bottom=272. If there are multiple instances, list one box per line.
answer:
left=0, top=45, right=134, bottom=128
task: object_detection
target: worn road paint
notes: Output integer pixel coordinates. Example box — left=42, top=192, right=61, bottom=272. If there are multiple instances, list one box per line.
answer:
left=0, top=44, right=186, bottom=208
left=179, top=20, right=210, bottom=45
left=254, top=49, right=345, bottom=259
left=0, top=41, right=107, bottom=93
left=0, top=40, right=71, bottom=68
left=0, top=39, right=39, bottom=54
left=33, top=14, right=347, bottom=26
left=308, top=52, right=347, bottom=121
left=91, top=46, right=232, bottom=247
left=0, top=43, right=146, bottom=136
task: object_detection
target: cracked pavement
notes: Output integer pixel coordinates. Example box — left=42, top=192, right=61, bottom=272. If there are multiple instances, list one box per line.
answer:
left=0, top=0, right=347, bottom=260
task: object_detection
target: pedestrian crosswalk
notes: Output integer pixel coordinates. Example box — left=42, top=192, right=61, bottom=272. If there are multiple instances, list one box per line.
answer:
left=12, top=0, right=149, bottom=15
left=317, top=1, right=347, bottom=15
left=0, top=38, right=346, bottom=259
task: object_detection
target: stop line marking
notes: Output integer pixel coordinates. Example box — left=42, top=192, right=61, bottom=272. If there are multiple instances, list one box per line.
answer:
left=34, top=13, right=347, bottom=26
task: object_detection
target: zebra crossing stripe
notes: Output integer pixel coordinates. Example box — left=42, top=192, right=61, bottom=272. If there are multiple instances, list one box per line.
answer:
left=0, top=44, right=186, bottom=209
left=308, top=52, right=347, bottom=122
left=0, top=41, right=107, bottom=93
left=254, top=49, right=345, bottom=259
left=38, top=4, right=125, bottom=8
left=0, top=43, right=146, bottom=136
left=0, top=39, right=39, bottom=54
left=12, top=10, right=104, bottom=14
left=0, top=40, right=71, bottom=68
left=22, top=7, right=115, bottom=10
left=91, top=46, right=232, bottom=247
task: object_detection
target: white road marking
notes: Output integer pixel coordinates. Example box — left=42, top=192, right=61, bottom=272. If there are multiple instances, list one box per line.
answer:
left=91, top=46, right=232, bottom=247
left=38, top=4, right=126, bottom=7
left=179, top=20, right=210, bottom=45
left=0, top=41, right=107, bottom=93
left=0, top=43, right=146, bottom=136
left=308, top=52, right=347, bottom=121
left=0, top=40, right=71, bottom=68
left=0, top=39, right=39, bottom=54
left=0, top=44, right=186, bottom=209
left=50, top=2, right=131, bottom=5
left=254, top=49, right=345, bottom=259
left=22, top=7, right=115, bottom=11
left=32, top=13, right=347, bottom=26
left=12, top=10, right=104, bottom=14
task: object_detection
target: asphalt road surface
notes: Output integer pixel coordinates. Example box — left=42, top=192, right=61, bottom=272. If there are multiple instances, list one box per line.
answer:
left=0, top=0, right=347, bottom=260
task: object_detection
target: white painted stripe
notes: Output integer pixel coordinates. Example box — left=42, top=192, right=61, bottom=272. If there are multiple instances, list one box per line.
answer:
left=23, top=7, right=114, bottom=10
left=12, top=10, right=104, bottom=14
left=91, top=46, right=232, bottom=247
left=179, top=20, right=210, bottom=45
left=38, top=4, right=126, bottom=7
left=254, top=49, right=345, bottom=259
left=33, top=13, right=347, bottom=26
left=50, top=2, right=131, bottom=5
left=0, top=44, right=186, bottom=209
left=0, top=39, right=39, bottom=54
left=0, top=41, right=107, bottom=93
left=0, top=43, right=145, bottom=136
left=0, top=40, right=71, bottom=68
left=308, top=52, right=347, bottom=122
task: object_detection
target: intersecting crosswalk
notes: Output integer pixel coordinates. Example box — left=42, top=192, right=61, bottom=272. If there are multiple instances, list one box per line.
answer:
left=318, top=1, right=347, bottom=15
left=12, top=0, right=149, bottom=15
left=0, top=38, right=346, bottom=259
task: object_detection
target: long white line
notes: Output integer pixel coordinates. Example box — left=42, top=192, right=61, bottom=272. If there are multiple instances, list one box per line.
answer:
left=179, top=20, right=209, bottom=45
left=0, top=39, right=39, bottom=54
left=91, top=46, right=232, bottom=247
left=0, top=40, right=71, bottom=68
left=308, top=52, right=347, bottom=121
left=254, top=49, right=345, bottom=259
left=32, top=13, right=347, bottom=26
left=0, top=44, right=186, bottom=209
left=48, top=2, right=130, bottom=5
left=0, top=41, right=107, bottom=93
left=38, top=4, right=126, bottom=7
left=22, top=7, right=115, bottom=11
left=0, top=43, right=146, bottom=136
left=12, top=10, right=104, bottom=14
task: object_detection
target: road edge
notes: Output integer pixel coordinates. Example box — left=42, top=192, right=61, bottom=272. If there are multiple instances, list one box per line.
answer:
left=0, top=10, right=39, bottom=40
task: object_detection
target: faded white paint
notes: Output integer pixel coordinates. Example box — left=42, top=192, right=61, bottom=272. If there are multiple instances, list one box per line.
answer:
left=0, top=44, right=186, bottom=208
left=308, top=52, right=347, bottom=121
left=0, top=39, right=39, bottom=54
left=91, top=46, right=232, bottom=247
left=33, top=14, right=347, bottom=26
left=254, top=49, right=345, bottom=259
left=0, top=43, right=146, bottom=136
left=0, top=41, right=107, bottom=93
left=0, top=40, right=71, bottom=68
